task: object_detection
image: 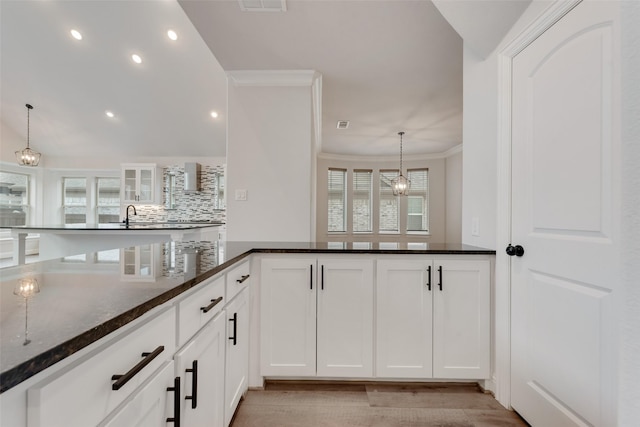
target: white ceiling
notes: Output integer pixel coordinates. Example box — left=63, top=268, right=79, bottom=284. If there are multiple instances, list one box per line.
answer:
left=0, top=0, right=529, bottom=162
left=0, top=0, right=228, bottom=160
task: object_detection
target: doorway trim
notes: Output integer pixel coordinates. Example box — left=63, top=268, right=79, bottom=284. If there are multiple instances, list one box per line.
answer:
left=494, top=0, right=582, bottom=409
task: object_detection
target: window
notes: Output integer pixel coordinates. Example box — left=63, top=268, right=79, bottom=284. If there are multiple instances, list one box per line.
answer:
left=353, top=170, right=372, bottom=232
left=63, top=178, right=87, bottom=225
left=0, top=172, right=29, bottom=227
left=328, top=168, right=346, bottom=232
left=323, top=165, right=430, bottom=238
left=407, top=169, right=429, bottom=232
left=96, top=177, right=120, bottom=224
left=379, top=170, right=399, bottom=232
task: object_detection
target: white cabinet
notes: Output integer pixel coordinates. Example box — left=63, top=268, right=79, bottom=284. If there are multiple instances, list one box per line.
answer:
left=176, top=274, right=225, bottom=348
left=432, top=259, right=490, bottom=379
left=98, top=361, right=177, bottom=427
left=260, top=258, right=316, bottom=376
left=224, top=286, right=249, bottom=427
left=26, top=307, right=176, bottom=427
left=317, top=258, right=374, bottom=377
left=376, top=258, right=490, bottom=379
left=121, top=163, right=162, bottom=204
left=259, top=257, right=374, bottom=378
left=175, top=312, right=226, bottom=427
left=376, top=259, right=433, bottom=378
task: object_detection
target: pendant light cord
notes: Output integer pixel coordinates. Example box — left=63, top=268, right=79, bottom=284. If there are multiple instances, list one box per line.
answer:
left=26, top=104, right=33, bottom=149
left=398, top=131, right=405, bottom=174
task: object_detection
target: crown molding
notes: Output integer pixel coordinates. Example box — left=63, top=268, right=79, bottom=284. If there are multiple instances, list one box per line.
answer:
left=226, top=70, right=318, bottom=87
left=318, top=144, right=463, bottom=162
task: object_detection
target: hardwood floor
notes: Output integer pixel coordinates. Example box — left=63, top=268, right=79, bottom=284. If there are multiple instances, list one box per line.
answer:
left=231, top=381, right=530, bottom=427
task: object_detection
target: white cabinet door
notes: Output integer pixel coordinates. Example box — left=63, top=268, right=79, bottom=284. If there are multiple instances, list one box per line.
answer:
left=376, top=259, right=433, bottom=378
left=432, top=259, right=490, bottom=379
left=175, top=312, right=226, bottom=427
left=121, top=164, right=160, bottom=204
left=98, top=361, right=176, bottom=427
left=224, top=287, right=249, bottom=426
left=316, top=258, right=374, bottom=378
left=260, top=258, right=316, bottom=377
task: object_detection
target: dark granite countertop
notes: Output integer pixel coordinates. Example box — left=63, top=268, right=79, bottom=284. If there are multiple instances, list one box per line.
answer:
left=3, top=222, right=224, bottom=232
left=0, top=240, right=494, bottom=392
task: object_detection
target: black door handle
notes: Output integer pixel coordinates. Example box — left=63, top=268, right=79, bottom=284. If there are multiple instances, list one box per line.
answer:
left=185, top=360, right=198, bottom=409
left=506, top=244, right=525, bottom=257
left=426, top=265, right=431, bottom=291
left=166, top=376, right=181, bottom=427
left=229, top=313, right=237, bottom=345
left=111, top=346, right=164, bottom=390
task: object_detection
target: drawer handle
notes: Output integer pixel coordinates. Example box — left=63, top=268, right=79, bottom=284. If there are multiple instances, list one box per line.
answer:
left=111, top=346, right=164, bottom=390
left=166, top=376, right=181, bottom=427
left=229, top=312, right=237, bottom=346
left=438, top=265, right=443, bottom=291
left=426, top=265, right=432, bottom=291
left=236, top=274, right=250, bottom=284
left=185, top=360, right=198, bottom=409
left=200, top=296, right=223, bottom=313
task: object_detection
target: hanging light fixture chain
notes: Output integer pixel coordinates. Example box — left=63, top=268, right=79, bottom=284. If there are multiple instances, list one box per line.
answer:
left=398, top=131, right=405, bottom=174
left=26, top=104, right=32, bottom=149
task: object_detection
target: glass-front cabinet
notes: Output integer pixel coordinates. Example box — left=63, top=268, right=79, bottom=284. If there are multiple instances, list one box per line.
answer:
left=121, top=244, right=159, bottom=281
left=120, top=164, right=161, bottom=204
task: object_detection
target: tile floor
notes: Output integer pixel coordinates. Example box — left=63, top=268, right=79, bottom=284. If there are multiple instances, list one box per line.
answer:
left=230, top=381, right=530, bottom=427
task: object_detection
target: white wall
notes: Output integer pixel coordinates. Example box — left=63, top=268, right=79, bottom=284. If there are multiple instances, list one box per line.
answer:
left=226, top=84, right=313, bottom=242
left=461, top=1, right=551, bottom=250
left=445, top=149, right=462, bottom=243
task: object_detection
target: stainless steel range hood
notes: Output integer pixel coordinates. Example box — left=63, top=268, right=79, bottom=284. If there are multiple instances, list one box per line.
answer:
left=184, top=162, right=201, bottom=192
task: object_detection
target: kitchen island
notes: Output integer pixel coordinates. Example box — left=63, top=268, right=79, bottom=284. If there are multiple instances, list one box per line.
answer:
left=5, top=222, right=224, bottom=265
left=0, top=240, right=495, bottom=426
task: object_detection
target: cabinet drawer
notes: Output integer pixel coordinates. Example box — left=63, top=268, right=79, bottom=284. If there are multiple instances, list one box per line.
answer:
left=177, top=275, right=226, bottom=348
left=226, top=260, right=250, bottom=302
left=27, top=307, right=176, bottom=427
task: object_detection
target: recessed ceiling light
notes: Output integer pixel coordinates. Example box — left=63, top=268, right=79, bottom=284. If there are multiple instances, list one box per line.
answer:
left=70, top=29, right=82, bottom=40
left=210, top=111, right=219, bottom=119
left=167, top=30, right=178, bottom=41
left=336, top=120, right=350, bottom=129
left=105, top=111, right=115, bottom=118
left=131, top=54, right=142, bottom=64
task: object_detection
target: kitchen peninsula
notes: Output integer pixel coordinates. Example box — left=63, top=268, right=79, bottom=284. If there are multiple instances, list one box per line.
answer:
left=0, top=240, right=495, bottom=427
left=6, top=222, right=224, bottom=265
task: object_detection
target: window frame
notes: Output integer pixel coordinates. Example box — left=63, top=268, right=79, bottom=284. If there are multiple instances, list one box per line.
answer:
left=327, top=168, right=347, bottom=233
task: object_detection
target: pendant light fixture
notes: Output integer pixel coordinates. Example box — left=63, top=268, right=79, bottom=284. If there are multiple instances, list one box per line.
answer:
left=391, top=131, right=411, bottom=196
left=15, top=104, right=41, bottom=166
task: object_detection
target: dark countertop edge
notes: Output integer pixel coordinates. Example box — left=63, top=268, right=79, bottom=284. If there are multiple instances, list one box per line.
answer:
left=248, top=248, right=496, bottom=255
left=4, top=223, right=223, bottom=231
left=0, top=246, right=494, bottom=392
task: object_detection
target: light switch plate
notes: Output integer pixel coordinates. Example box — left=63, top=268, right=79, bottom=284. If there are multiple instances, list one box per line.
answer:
left=471, top=217, right=480, bottom=236
left=235, top=189, right=247, bottom=201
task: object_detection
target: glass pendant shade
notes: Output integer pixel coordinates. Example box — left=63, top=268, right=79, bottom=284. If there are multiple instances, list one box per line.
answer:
left=15, top=104, right=41, bottom=166
left=392, top=131, right=411, bottom=196
left=14, top=277, right=41, bottom=298
left=391, top=174, right=411, bottom=196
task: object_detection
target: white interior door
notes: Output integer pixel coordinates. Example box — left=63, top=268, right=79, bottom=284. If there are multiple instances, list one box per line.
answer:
left=510, top=1, right=620, bottom=426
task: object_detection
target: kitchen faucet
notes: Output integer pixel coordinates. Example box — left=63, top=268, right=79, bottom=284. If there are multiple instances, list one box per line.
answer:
left=124, top=205, right=137, bottom=226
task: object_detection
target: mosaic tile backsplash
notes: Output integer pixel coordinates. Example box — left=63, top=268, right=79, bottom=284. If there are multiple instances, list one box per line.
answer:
left=132, top=164, right=226, bottom=224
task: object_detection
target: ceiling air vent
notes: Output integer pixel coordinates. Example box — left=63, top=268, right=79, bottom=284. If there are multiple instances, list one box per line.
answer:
left=336, top=120, right=350, bottom=130
left=238, top=0, right=287, bottom=12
